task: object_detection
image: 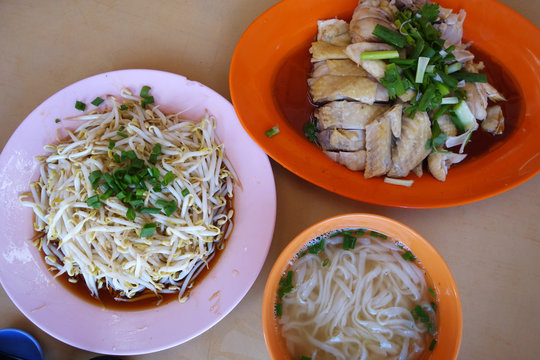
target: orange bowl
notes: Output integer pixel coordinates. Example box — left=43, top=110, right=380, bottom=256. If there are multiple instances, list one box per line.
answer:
left=230, top=0, right=540, bottom=208
left=262, top=214, right=462, bottom=359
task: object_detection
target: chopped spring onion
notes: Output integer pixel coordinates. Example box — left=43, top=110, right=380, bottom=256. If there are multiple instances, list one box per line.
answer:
left=55, top=118, right=61, bottom=123
left=452, top=71, right=488, bottom=83
left=370, top=231, right=387, bottom=239
left=360, top=50, right=400, bottom=60
left=275, top=303, right=283, bottom=317
left=108, top=139, right=115, bottom=150
left=181, top=188, right=190, bottom=197
left=446, top=62, right=462, bottom=74
left=429, top=287, right=436, bottom=297
left=429, top=339, right=438, bottom=351
left=119, top=104, right=128, bottom=110
left=126, top=207, right=135, bottom=221
left=162, top=171, right=175, bottom=186
left=384, top=177, right=414, bottom=187
left=140, top=85, right=151, bottom=97
left=140, top=222, right=157, bottom=237
left=86, top=195, right=101, bottom=209
left=322, top=258, right=329, bottom=267
left=265, top=125, right=280, bottom=138
left=441, top=96, right=459, bottom=105
left=402, top=251, right=416, bottom=261
left=452, top=100, right=477, bottom=132
left=415, top=57, right=430, bottom=83
left=141, top=96, right=155, bottom=108
left=75, top=101, right=86, bottom=111
left=278, top=271, right=294, bottom=297
left=343, top=234, right=357, bottom=250
left=372, top=24, right=406, bottom=48
left=91, top=97, right=104, bottom=106
left=308, top=238, right=325, bottom=254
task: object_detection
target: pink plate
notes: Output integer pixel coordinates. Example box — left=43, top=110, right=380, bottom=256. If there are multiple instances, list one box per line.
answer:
left=0, top=69, right=276, bottom=355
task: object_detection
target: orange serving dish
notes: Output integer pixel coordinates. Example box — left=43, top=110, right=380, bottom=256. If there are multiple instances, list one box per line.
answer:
left=262, top=214, right=462, bottom=359
left=230, top=0, right=540, bottom=208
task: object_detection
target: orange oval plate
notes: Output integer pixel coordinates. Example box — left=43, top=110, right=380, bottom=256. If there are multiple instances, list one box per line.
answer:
left=230, top=0, right=540, bottom=208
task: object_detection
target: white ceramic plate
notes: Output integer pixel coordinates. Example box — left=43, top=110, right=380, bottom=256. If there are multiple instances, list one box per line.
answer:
left=0, top=69, right=276, bottom=355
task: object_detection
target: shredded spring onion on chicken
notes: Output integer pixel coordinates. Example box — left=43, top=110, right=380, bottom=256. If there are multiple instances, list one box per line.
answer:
left=20, top=88, right=236, bottom=303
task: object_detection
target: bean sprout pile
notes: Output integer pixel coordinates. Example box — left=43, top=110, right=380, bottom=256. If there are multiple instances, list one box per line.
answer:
left=20, top=88, right=236, bottom=303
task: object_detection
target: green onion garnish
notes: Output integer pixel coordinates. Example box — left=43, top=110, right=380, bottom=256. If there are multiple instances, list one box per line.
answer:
left=308, top=238, right=325, bottom=254
left=265, top=125, right=280, bottom=138
left=88, top=170, right=103, bottom=188
left=415, top=57, right=430, bottom=83
left=429, top=338, right=437, bottom=351
left=119, top=104, right=128, bottom=110
left=108, top=139, right=116, bottom=150
left=446, top=62, right=462, bottom=74
left=141, top=96, right=155, bottom=108
left=430, top=301, right=437, bottom=311
left=91, top=97, right=104, bottom=106
left=372, top=24, right=406, bottom=48
left=275, top=303, right=282, bottom=317
left=322, top=258, right=329, bottom=267
left=140, top=207, right=161, bottom=214
left=140, top=86, right=151, bottom=97
left=162, top=171, right=175, bottom=186
left=55, top=118, right=61, bottom=123
left=441, top=96, right=459, bottom=105
left=140, top=222, right=157, bottom=237
left=343, top=234, right=357, bottom=250
left=126, top=207, right=136, bottom=221
left=303, top=121, right=317, bottom=143
left=278, top=271, right=294, bottom=297
left=163, top=202, right=177, bottom=216
left=452, top=71, right=488, bottom=83
left=75, top=101, right=86, bottom=111
left=86, top=195, right=101, bottom=208
left=429, top=287, right=436, bottom=297
left=181, top=188, right=190, bottom=197
left=402, top=251, right=416, bottom=261
left=152, top=143, right=162, bottom=155
left=117, top=131, right=128, bottom=138
left=360, top=50, right=400, bottom=60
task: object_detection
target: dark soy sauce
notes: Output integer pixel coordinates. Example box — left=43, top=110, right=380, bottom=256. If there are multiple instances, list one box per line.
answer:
left=273, top=40, right=522, bottom=161
left=39, top=212, right=232, bottom=311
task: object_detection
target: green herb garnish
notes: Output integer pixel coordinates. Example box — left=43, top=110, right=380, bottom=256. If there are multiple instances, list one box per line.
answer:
left=429, top=338, right=437, bottom=351
left=402, top=251, right=416, bottom=261
left=322, top=258, right=329, bottom=267
left=342, top=234, right=357, bottom=250
left=86, top=195, right=101, bottom=208
left=278, top=271, right=294, bottom=297
left=91, top=97, right=104, bottom=106
left=55, top=118, right=61, bottom=123
left=275, top=303, right=282, bottom=317
left=140, top=222, right=157, bottom=237
left=140, top=85, right=151, bottom=98
left=265, top=125, right=280, bottom=138
left=75, top=101, right=86, bottom=111
left=303, top=121, right=317, bottom=143
left=308, top=238, right=325, bottom=255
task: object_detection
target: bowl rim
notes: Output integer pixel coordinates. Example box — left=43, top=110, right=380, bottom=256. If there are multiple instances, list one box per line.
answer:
left=262, top=213, right=463, bottom=359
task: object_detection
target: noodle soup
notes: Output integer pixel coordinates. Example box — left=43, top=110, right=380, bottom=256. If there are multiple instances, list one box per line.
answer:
left=275, top=229, right=437, bottom=360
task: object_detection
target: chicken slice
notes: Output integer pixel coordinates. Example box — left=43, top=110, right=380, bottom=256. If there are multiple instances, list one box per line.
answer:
left=364, top=106, right=399, bottom=178
left=436, top=114, right=458, bottom=137
left=312, top=59, right=369, bottom=78
left=315, top=101, right=389, bottom=130
left=310, top=41, right=348, bottom=62
left=308, top=75, right=389, bottom=104
left=482, top=82, right=507, bottom=102
left=350, top=17, right=396, bottom=43
left=481, top=105, right=504, bottom=135
left=324, top=150, right=366, bottom=171
left=345, top=42, right=396, bottom=80
left=387, top=111, right=432, bottom=178
left=352, top=6, right=391, bottom=22
left=386, top=103, right=403, bottom=138
left=436, top=9, right=466, bottom=46
left=317, top=19, right=352, bottom=46
left=317, top=129, right=366, bottom=151
left=428, top=152, right=467, bottom=182
left=464, top=82, right=488, bottom=121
